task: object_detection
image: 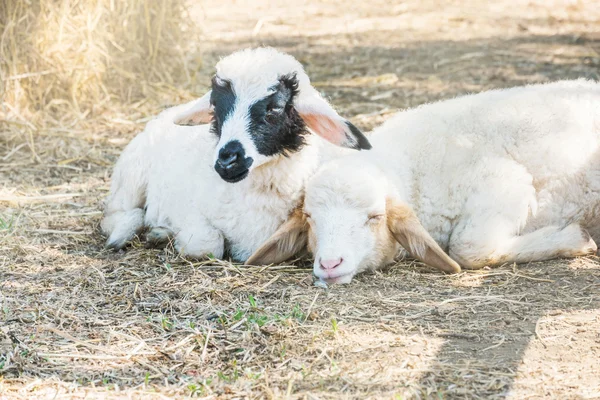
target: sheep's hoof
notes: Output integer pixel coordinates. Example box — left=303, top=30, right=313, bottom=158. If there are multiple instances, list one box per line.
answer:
left=146, top=227, right=172, bottom=248
left=105, top=238, right=127, bottom=251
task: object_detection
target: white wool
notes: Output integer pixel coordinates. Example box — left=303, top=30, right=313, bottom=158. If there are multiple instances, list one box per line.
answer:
left=303, top=79, right=600, bottom=281
left=101, top=48, right=357, bottom=261
left=216, top=47, right=313, bottom=103
left=102, top=100, right=325, bottom=260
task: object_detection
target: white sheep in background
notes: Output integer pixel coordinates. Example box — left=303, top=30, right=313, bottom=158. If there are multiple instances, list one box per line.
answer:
left=248, top=79, right=600, bottom=283
left=101, top=47, right=370, bottom=260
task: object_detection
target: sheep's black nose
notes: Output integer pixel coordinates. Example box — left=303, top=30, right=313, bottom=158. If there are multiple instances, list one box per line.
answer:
left=217, top=140, right=244, bottom=169
left=214, top=140, right=253, bottom=183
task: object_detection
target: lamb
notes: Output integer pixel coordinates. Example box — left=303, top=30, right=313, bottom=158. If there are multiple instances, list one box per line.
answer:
left=100, top=47, right=370, bottom=261
left=247, top=79, right=600, bottom=283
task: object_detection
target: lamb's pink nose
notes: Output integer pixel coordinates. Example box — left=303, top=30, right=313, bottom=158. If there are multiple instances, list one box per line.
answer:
left=319, top=258, right=343, bottom=270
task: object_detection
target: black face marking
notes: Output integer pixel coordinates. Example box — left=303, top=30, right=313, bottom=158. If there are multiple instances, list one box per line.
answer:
left=247, top=73, right=308, bottom=157
left=345, top=121, right=372, bottom=150
left=209, top=76, right=236, bottom=138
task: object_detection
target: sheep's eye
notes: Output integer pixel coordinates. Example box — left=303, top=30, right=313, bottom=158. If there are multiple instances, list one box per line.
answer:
left=266, top=102, right=284, bottom=113
left=303, top=212, right=312, bottom=221
left=366, top=214, right=384, bottom=224
left=265, top=107, right=283, bottom=124
left=267, top=108, right=283, bottom=116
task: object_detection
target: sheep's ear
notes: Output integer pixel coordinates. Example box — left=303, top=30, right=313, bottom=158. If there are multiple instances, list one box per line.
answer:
left=295, top=90, right=371, bottom=150
left=173, top=91, right=213, bottom=126
left=246, top=208, right=308, bottom=265
left=386, top=198, right=461, bottom=273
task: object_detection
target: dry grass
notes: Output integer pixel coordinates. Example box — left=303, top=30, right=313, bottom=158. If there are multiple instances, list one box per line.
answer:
left=1, top=0, right=196, bottom=117
left=0, top=0, right=199, bottom=174
left=2, top=0, right=600, bottom=398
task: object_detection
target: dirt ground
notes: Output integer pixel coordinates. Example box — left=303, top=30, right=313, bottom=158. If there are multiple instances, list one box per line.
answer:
left=2, top=0, right=600, bottom=398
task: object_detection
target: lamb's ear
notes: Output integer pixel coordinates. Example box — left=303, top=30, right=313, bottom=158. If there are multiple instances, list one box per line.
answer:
left=246, top=208, right=308, bottom=265
left=173, top=91, right=213, bottom=126
left=386, top=198, right=461, bottom=274
left=295, top=89, right=371, bottom=150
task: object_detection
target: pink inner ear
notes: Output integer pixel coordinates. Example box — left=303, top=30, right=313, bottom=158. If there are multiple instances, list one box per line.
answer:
left=174, top=109, right=212, bottom=126
left=302, top=114, right=345, bottom=145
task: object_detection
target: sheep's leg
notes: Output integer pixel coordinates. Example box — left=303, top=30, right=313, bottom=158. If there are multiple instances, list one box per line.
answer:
left=448, top=161, right=597, bottom=268
left=103, top=209, right=145, bottom=250
left=450, top=222, right=597, bottom=269
left=101, top=132, right=150, bottom=250
left=174, top=223, right=225, bottom=259
left=146, top=226, right=173, bottom=248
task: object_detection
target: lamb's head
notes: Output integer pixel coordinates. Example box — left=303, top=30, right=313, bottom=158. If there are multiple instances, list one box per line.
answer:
left=247, top=160, right=461, bottom=283
left=174, top=47, right=371, bottom=183
left=303, top=162, right=398, bottom=283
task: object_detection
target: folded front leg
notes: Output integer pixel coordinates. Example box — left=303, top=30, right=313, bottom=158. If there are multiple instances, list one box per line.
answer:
left=174, top=219, right=225, bottom=259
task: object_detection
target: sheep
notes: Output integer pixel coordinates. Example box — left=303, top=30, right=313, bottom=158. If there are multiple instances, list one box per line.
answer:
left=247, top=79, right=600, bottom=283
left=100, top=47, right=370, bottom=261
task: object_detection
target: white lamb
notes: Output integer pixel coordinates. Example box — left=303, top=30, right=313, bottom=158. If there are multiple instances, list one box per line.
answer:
left=248, top=80, right=600, bottom=283
left=100, top=47, right=370, bottom=261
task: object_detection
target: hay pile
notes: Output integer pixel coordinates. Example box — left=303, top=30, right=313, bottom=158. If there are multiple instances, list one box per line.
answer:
left=0, top=0, right=199, bottom=132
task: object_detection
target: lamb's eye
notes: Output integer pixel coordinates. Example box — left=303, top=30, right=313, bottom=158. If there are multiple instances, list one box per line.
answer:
left=265, top=108, right=283, bottom=124
left=266, top=103, right=283, bottom=114
left=366, top=214, right=384, bottom=224
left=303, top=212, right=312, bottom=221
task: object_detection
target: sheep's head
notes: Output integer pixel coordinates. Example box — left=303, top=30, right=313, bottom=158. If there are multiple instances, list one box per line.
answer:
left=174, top=47, right=371, bottom=183
left=247, top=160, right=461, bottom=283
